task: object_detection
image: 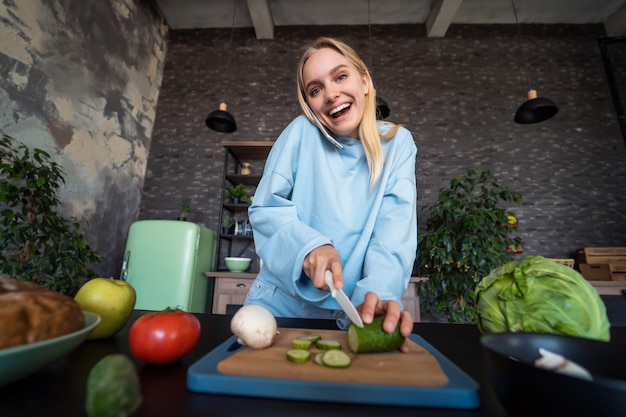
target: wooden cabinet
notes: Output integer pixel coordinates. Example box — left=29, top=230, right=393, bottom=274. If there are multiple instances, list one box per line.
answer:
left=208, top=272, right=257, bottom=315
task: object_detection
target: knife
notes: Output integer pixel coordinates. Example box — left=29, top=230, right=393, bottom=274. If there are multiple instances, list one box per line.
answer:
left=325, top=270, right=363, bottom=327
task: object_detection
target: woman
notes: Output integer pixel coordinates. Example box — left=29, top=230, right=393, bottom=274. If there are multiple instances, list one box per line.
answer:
left=245, top=37, right=417, bottom=351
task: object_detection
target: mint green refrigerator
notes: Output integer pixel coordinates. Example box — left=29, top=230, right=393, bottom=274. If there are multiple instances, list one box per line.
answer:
left=121, top=220, right=217, bottom=313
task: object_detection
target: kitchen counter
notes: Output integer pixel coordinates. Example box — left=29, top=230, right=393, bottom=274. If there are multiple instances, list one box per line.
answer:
left=1, top=312, right=625, bottom=417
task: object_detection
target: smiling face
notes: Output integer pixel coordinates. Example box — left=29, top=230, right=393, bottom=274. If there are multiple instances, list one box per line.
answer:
left=301, top=47, right=370, bottom=139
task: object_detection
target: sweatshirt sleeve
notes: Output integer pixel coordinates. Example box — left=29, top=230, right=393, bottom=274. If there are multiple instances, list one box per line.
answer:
left=351, top=127, right=418, bottom=307
left=248, top=118, right=332, bottom=301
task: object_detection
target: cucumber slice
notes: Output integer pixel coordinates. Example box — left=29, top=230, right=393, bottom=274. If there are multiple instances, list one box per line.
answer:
left=321, top=349, right=352, bottom=368
left=292, top=339, right=312, bottom=349
left=286, top=349, right=311, bottom=363
left=315, top=339, right=342, bottom=350
left=313, top=352, right=325, bottom=366
left=296, top=334, right=321, bottom=343
left=347, top=316, right=405, bottom=353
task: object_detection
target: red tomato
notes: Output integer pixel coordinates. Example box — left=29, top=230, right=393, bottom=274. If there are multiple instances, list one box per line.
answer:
left=128, top=308, right=201, bottom=364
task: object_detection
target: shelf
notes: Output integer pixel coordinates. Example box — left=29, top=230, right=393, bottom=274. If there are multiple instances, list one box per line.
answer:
left=215, top=141, right=274, bottom=314
left=205, top=271, right=257, bottom=279
left=221, top=141, right=274, bottom=161
left=223, top=203, right=250, bottom=213
left=219, top=234, right=254, bottom=240
left=226, top=174, right=262, bottom=186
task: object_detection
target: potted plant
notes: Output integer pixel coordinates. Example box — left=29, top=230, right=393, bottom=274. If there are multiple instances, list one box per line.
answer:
left=0, top=135, right=103, bottom=296
left=224, top=183, right=252, bottom=204
left=222, top=214, right=235, bottom=235
left=178, top=203, right=190, bottom=221
left=417, top=168, right=523, bottom=323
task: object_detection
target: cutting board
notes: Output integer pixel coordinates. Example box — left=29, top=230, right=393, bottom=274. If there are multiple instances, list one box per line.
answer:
left=187, top=328, right=480, bottom=408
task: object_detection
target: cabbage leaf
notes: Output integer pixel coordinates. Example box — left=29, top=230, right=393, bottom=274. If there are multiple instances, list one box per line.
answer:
left=474, top=256, right=610, bottom=341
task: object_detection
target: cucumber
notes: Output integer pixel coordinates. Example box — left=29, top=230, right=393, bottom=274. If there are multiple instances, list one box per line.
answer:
left=313, top=352, right=325, bottom=366
left=315, top=339, right=342, bottom=350
left=292, top=339, right=312, bottom=349
left=321, top=349, right=352, bottom=368
left=347, top=316, right=405, bottom=354
left=296, top=334, right=321, bottom=343
left=85, top=354, right=142, bottom=417
left=286, top=349, right=311, bottom=363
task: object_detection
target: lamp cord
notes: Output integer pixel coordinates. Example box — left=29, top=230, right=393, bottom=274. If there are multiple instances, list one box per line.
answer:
left=368, top=0, right=372, bottom=71
left=221, top=0, right=237, bottom=103
left=512, top=0, right=533, bottom=90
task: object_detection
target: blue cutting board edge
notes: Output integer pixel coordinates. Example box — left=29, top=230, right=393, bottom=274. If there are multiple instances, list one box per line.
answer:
left=187, top=333, right=480, bottom=409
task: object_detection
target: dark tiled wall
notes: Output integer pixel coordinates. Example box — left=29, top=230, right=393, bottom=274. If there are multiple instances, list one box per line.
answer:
left=142, top=24, right=626, bottom=268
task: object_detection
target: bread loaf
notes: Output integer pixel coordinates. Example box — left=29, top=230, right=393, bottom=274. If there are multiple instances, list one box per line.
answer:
left=0, top=277, right=85, bottom=349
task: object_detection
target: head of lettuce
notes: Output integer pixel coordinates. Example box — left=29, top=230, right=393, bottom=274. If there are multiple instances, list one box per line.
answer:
left=474, top=256, right=610, bottom=341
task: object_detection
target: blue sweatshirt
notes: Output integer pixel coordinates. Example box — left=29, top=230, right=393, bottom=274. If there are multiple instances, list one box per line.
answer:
left=246, top=115, right=417, bottom=318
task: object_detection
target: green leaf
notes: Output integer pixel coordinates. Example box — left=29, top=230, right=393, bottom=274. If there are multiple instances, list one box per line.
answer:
left=0, top=135, right=102, bottom=295
left=418, top=168, right=523, bottom=323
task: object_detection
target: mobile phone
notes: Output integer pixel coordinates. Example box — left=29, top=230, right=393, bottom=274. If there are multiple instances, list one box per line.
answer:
left=307, top=104, right=343, bottom=149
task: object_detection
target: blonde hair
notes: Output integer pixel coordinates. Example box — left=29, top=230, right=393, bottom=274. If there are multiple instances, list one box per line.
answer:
left=296, top=37, right=400, bottom=187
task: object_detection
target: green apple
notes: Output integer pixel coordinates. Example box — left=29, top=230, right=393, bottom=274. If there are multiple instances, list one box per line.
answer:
left=74, top=277, right=136, bottom=340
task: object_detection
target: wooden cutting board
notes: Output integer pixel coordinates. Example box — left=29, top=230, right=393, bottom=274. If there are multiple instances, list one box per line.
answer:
left=217, top=328, right=448, bottom=387
left=187, top=328, right=480, bottom=408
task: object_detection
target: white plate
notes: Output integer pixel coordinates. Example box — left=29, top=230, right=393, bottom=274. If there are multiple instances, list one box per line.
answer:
left=0, top=311, right=100, bottom=388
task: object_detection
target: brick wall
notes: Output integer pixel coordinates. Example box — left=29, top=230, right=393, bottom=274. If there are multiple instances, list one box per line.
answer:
left=142, top=24, right=626, bottom=267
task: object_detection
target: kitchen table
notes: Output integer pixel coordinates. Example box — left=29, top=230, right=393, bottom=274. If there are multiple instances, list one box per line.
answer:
left=1, top=312, right=625, bottom=417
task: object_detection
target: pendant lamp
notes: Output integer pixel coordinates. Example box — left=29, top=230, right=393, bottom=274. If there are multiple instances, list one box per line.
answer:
left=206, top=1, right=237, bottom=133
left=511, top=0, right=558, bottom=124
left=367, top=0, right=390, bottom=120
left=376, top=96, right=391, bottom=119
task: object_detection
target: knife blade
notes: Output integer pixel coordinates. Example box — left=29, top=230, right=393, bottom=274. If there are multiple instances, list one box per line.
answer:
left=325, top=270, right=363, bottom=327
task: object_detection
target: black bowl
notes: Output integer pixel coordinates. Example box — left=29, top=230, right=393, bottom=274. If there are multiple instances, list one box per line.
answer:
left=481, top=332, right=626, bottom=417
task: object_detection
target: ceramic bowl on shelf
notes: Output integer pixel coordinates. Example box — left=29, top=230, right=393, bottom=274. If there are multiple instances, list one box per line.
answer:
left=225, top=257, right=251, bottom=273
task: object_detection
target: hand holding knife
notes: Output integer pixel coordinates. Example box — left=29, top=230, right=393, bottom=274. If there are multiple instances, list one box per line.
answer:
left=325, top=270, right=364, bottom=328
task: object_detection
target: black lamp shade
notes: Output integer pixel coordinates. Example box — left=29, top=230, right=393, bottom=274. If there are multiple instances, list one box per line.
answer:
left=376, top=96, right=390, bottom=120
left=514, top=90, right=558, bottom=124
left=206, top=102, right=237, bottom=133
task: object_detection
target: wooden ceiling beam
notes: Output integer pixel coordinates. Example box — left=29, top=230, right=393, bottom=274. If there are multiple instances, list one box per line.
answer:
left=426, top=0, right=463, bottom=37
left=246, top=0, right=274, bottom=39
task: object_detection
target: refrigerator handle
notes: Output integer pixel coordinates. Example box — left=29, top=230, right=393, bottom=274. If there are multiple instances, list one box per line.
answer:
left=120, top=250, right=130, bottom=281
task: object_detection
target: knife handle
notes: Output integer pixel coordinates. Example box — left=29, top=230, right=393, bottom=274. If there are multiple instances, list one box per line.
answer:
left=324, top=270, right=337, bottom=297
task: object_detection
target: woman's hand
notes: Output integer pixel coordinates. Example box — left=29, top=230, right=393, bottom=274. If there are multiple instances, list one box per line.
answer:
left=303, top=244, right=343, bottom=290
left=359, top=292, right=414, bottom=353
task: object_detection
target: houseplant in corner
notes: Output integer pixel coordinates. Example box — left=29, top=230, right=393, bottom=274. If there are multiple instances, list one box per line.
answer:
left=0, top=134, right=103, bottom=296
left=224, top=183, right=252, bottom=204
left=221, top=214, right=235, bottom=235
left=178, top=203, right=190, bottom=221
left=417, top=168, right=523, bottom=323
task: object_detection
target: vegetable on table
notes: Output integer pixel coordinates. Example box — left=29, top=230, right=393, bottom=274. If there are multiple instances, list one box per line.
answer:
left=286, top=349, right=311, bottom=363
left=289, top=336, right=353, bottom=368
left=347, top=316, right=405, bottom=354
left=315, top=339, right=342, bottom=350
left=474, top=255, right=611, bottom=341
left=320, top=349, right=352, bottom=368
left=85, top=354, right=142, bottom=417
left=129, top=307, right=201, bottom=364
left=230, top=304, right=278, bottom=349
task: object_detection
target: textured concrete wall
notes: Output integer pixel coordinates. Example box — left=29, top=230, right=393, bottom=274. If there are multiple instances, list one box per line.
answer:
left=144, top=24, right=626, bottom=269
left=0, top=0, right=168, bottom=277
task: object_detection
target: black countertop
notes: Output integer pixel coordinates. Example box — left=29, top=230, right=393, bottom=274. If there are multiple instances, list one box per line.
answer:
left=1, top=312, right=624, bottom=417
